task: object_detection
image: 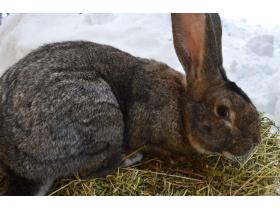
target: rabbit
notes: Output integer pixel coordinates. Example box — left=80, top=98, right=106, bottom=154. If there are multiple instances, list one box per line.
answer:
left=0, top=13, right=260, bottom=196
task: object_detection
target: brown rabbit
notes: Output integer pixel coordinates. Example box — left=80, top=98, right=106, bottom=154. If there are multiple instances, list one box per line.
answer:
left=0, top=13, right=260, bottom=195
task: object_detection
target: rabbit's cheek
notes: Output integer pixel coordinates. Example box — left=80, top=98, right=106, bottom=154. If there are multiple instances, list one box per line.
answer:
left=223, top=118, right=261, bottom=157
left=187, top=112, right=232, bottom=154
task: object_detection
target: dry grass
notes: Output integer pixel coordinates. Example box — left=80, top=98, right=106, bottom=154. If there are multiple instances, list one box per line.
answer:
left=50, top=115, right=280, bottom=196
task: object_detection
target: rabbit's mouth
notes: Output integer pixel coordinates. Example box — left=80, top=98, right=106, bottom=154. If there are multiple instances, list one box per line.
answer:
left=222, top=145, right=258, bottom=161
left=223, top=137, right=260, bottom=158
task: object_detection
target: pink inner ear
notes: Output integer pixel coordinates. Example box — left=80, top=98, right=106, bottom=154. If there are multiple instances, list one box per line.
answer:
left=179, top=14, right=206, bottom=70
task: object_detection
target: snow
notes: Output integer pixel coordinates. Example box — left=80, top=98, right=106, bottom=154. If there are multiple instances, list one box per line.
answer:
left=246, top=35, right=274, bottom=57
left=0, top=13, right=279, bottom=125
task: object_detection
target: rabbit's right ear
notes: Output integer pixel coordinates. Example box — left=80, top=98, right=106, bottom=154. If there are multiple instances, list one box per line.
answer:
left=171, top=13, right=226, bottom=100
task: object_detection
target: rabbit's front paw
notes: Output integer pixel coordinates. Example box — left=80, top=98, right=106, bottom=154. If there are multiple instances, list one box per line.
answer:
left=121, top=153, right=143, bottom=167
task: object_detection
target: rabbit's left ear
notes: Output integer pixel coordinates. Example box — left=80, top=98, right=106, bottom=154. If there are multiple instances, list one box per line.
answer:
left=171, top=13, right=227, bottom=100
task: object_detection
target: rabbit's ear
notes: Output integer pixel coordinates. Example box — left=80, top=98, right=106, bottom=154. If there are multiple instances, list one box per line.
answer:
left=171, top=13, right=227, bottom=99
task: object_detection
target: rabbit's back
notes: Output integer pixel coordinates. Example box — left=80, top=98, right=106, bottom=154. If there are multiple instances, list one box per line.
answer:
left=0, top=41, right=186, bottom=195
left=0, top=41, right=131, bottom=181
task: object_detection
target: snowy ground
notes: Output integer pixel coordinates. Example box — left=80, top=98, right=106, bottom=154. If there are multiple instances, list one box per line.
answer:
left=0, top=14, right=279, bottom=125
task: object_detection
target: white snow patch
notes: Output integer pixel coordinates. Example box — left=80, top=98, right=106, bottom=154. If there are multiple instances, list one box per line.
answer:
left=246, top=35, right=274, bottom=57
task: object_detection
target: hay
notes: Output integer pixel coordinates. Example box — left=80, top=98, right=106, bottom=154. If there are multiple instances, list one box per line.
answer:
left=50, top=115, right=280, bottom=196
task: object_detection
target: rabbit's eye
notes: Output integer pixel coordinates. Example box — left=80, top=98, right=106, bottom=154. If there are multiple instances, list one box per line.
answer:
left=216, top=105, right=229, bottom=119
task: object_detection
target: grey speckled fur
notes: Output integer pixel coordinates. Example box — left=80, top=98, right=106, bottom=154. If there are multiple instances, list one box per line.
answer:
left=0, top=41, right=187, bottom=195
left=0, top=14, right=261, bottom=195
